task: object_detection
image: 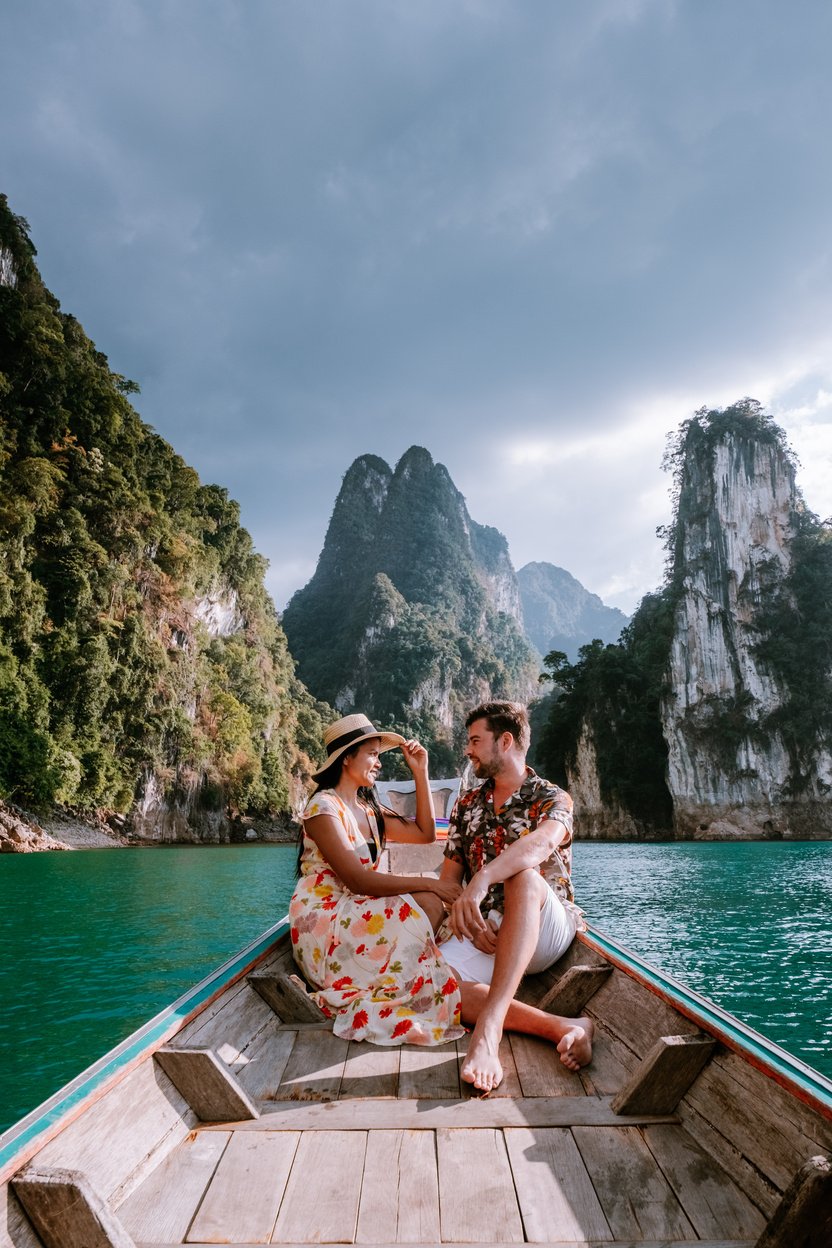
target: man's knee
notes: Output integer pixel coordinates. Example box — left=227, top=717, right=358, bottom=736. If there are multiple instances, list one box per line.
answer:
left=503, top=867, right=549, bottom=906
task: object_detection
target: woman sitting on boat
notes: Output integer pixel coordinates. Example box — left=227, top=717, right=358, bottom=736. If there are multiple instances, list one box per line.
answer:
left=290, top=713, right=467, bottom=1046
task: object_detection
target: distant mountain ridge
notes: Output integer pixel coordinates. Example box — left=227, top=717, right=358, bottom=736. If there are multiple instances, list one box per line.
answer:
left=518, top=562, right=629, bottom=661
left=282, top=447, right=538, bottom=773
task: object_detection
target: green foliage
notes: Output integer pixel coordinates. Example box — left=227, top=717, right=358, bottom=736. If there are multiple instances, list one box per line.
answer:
left=753, top=513, right=832, bottom=793
left=282, top=445, right=538, bottom=765
left=536, top=592, right=675, bottom=829
left=0, top=194, right=329, bottom=815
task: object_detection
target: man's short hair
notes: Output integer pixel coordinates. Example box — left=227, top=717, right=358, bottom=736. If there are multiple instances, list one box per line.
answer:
left=465, top=701, right=530, bottom=752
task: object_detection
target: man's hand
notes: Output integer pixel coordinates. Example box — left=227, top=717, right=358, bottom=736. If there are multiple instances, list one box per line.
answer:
left=471, top=916, right=499, bottom=954
left=448, top=872, right=489, bottom=940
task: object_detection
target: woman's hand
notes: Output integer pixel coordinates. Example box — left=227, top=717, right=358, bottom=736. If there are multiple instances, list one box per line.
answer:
left=401, top=738, right=429, bottom=777
left=429, top=877, right=463, bottom=906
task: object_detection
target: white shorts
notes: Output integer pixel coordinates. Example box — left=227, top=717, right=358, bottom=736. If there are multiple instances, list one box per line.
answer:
left=441, top=885, right=579, bottom=986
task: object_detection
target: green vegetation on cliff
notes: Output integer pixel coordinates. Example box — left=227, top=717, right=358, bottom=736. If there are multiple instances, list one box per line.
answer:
left=282, top=446, right=537, bottom=774
left=0, top=197, right=327, bottom=816
left=536, top=399, right=832, bottom=827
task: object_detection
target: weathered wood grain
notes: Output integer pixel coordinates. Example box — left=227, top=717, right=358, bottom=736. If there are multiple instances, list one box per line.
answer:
left=271, top=1130, right=366, bottom=1242
left=0, top=1184, right=43, bottom=1248
left=437, top=1128, right=524, bottom=1242
left=509, top=1033, right=585, bottom=1098
left=339, top=1041, right=401, bottom=1099
left=398, top=1041, right=462, bottom=1099
left=203, top=1095, right=679, bottom=1131
left=504, top=1127, right=613, bottom=1242
left=187, top=1130, right=300, bottom=1244
left=234, top=1025, right=297, bottom=1102
left=643, top=1123, right=766, bottom=1240
left=538, top=964, right=613, bottom=1017
left=178, top=983, right=277, bottom=1068
left=572, top=1124, right=696, bottom=1241
left=35, top=1058, right=197, bottom=1205
left=584, top=968, right=699, bottom=1058
left=117, top=1131, right=229, bottom=1243
left=138, top=1239, right=758, bottom=1248
left=12, top=1167, right=136, bottom=1248
left=273, top=1029, right=348, bottom=1101
left=675, top=1096, right=781, bottom=1218
left=356, top=1130, right=440, bottom=1242
left=154, top=1049, right=259, bottom=1122
left=754, top=1153, right=832, bottom=1248
left=248, top=971, right=328, bottom=1024
left=611, top=1034, right=717, bottom=1114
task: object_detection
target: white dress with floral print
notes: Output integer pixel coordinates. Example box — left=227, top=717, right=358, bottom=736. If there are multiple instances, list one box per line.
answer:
left=289, top=790, right=464, bottom=1046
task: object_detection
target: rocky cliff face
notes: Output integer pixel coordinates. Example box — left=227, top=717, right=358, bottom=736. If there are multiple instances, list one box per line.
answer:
left=551, top=402, right=832, bottom=840
left=518, top=562, right=629, bottom=661
left=282, top=447, right=538, bottom=771
left=661, top=421, right=832, bottom=838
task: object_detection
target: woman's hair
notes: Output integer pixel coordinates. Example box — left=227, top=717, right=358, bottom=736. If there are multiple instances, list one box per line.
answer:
left=295, top=745, right=405, bottom=874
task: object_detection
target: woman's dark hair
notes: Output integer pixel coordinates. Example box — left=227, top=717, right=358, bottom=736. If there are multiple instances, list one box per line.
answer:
left=295, top=746, right=405, bottom=873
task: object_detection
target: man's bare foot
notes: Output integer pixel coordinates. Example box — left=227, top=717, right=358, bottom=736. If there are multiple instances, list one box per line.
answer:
left=461, top=1021, right=503, bottom=1093
left=556, top=1016, right=594, bottom=1071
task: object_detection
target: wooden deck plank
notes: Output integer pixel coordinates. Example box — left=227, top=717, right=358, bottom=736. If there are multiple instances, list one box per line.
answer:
left=675, top=1097, right=781, bottom=1218
left=273, top=1029, right=349, bottom=1101
left=271, top=1130, right=366, bottom=1243
left=398, top=1042, right=462, bottom=1099
left=509, top=1033, right=585, bottom=1097
left=117, top=1130, right=230, bottom=1243
left=504, top=1127, right=613, bottom=1242
left=437, top=1128, right=524, bottom=1242
left=187, top=1131, right=300, bottom=1244
left=203, top=1095, right=679, bottom=1131
left=139, top=1239, right=758, bottom=1248
left=356, top=1130, right=440, bottom=1242
left=572, top=1124, right=697, bottom=1241
left=642, top=1124, right=766, bottom=1240
left=339, top=1041, right=401, bottom=1099
left=235, top=1026, right=297, bottom=1102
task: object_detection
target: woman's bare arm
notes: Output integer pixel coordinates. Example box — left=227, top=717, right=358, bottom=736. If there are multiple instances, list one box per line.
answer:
left=383, top=739, right=436, bottom=843
left=305, top=814, right=462, bottom=904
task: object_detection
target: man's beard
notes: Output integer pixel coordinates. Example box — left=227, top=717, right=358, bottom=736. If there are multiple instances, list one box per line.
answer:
left=470, top=755, right=499, bottom=780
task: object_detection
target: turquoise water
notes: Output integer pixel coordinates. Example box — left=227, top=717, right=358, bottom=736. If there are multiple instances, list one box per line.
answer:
left=0, top=840, right=830, bottom=1134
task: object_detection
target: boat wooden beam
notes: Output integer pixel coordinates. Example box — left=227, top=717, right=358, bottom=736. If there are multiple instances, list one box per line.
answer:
left=12, top=1166, right=137, bottom=1248
left=247, top=970, right=328, bottom=1023
left=538, top=962, right=613, bottom=1016
left=153, top=1048, right=259, bottom=1123
left=753, top=1153, right=832, bottom=1248
left=612, top=1033, right=717, bottom=1114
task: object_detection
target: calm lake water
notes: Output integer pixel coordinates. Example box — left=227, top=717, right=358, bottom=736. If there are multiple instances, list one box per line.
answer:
left=1, top=840, right=830, bottom=1133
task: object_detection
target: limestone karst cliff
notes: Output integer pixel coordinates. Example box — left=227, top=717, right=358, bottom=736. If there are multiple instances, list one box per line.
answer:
left=282, top=446, right=538, bottom=772
left=538, top=401, right=832, bottom=839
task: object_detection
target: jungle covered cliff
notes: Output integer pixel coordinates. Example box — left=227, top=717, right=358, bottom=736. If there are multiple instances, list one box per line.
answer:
left=536, top=401, right=832, bottom=840
left=0, top=197, right=329, bottom=841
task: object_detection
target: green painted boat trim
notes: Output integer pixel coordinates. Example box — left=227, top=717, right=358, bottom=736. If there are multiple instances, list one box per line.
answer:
left=0, top=916, right=289, bottom=1176
left=583, top=924, right=832, bottom=1116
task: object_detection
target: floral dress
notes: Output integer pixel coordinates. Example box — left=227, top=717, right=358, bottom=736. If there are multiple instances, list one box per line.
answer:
left=289, top=790, right=464, bottom=1046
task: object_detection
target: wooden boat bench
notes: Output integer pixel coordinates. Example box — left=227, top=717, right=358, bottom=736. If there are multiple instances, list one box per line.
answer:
left=3, top=928, right=831, bottom=1248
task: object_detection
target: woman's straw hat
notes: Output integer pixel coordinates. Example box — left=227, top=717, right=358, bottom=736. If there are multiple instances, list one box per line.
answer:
left=311, top=713, right=405, bottom=778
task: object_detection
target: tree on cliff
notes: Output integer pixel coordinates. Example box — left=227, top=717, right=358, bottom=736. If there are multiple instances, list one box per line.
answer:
left=0, top=195, right=328, bottom=817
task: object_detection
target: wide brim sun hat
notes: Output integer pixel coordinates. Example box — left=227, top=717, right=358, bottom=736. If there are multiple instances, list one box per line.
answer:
left=311, top=713, right=405, bottom=779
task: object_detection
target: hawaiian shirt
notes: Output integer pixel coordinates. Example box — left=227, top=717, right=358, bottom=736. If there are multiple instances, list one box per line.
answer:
left=444, top=768, right=575, bottom=918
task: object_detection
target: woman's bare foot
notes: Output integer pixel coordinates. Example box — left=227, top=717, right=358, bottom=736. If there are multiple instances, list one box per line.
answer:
left=556, top=1016, right=594, bottom=1071
left=460, top=1021, right=503, bottom=1093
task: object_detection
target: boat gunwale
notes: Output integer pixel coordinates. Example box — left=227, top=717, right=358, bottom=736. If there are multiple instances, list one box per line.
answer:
left=0, top=916, right=290, bottom=1182
left=581, top=928, right=832, bottom=1121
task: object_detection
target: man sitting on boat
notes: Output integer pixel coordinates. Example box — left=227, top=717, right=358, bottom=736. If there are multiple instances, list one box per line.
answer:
left=438, top=700, right=594, bottom=1092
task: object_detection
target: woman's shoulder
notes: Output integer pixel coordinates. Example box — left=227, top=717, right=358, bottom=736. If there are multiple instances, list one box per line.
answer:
left=303, top=789, right=345, bottom=821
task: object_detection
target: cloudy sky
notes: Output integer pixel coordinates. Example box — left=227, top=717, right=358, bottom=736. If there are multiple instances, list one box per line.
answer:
left=3, top=0, right=832, bottom=614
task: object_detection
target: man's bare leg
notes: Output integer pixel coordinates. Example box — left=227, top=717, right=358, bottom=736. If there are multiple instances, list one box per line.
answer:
left=459, top=868, right=545, bottom=1092
left=458, top=981, right=594, bottom=1075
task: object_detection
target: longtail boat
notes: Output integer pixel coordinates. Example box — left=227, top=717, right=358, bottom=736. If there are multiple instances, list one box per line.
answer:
left=1, top=840, right=831, bottom=1248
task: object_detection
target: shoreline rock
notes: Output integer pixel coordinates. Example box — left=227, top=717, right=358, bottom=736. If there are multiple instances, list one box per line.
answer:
left=0, top=803, right=72, bottom=853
